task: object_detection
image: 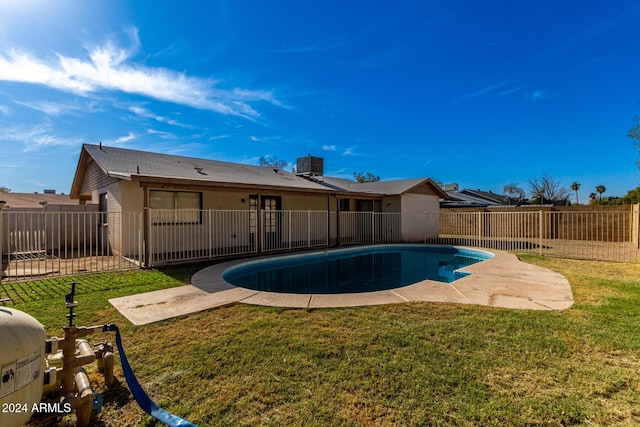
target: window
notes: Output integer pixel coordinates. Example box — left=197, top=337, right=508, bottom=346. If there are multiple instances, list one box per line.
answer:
left=99, top=193, right=108, bottom=225
left=249, top=195, right=258, bottom=234
left=339, top=198, right=350, bottom=211
left=149, top=190, right=202, bottom=224
left=262, top=197, right=279, bottom=233
left=248, top=195, right=281, bottom=234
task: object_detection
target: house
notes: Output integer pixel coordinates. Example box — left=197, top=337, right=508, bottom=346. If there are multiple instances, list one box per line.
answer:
left=69, top=144, right=447, bottom=264
left=442, top=188, right=523, bottom=208
left=0, top=193, right=96, bottom=267
left=0, top=192, right=78, bottom=209
left=441, top=187, right=571, bottom=208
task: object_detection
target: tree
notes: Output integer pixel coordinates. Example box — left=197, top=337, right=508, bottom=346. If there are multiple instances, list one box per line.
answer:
left=353, top=172, right=381, bottom=183
left=259, top=156, right=289, bottom=171
left=527, top=173, right=570, bottom=203
left=595, top=185, right=606, bottom=203
left=571, top=182, right=581, bottom=205
left=589, top=192, right=598, bottom=203
left=503, top=182, right=525, bottom=204
left=630, top=112, right=640, bottom=170
left=0, top=186, right=10, bottom=193
left=630, top=114, right=640, bottom=151
left=622, top=187, right=640, bottom=204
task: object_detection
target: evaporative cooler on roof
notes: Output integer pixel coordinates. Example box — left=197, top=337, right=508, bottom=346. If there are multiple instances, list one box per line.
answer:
left=295, top=155, right=324, bottom=177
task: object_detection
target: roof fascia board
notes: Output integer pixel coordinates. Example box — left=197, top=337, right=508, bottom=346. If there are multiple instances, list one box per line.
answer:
left=136, top=177, right=387, bottom=199
left=401, top=178, right=449, bottom=199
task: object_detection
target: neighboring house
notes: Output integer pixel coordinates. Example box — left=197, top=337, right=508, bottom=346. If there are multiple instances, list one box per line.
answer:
left=0, top=192, right=96, bottom=263
left=442, top=188, right=523, bottom=208
left=69, top=144, right=447, bottom=262
left=0, top=192, right=78, bottom=209
left=441, top=187, right=570, bottom=208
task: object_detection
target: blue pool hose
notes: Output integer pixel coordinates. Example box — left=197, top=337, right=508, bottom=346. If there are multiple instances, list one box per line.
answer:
left=102, top=323, right=197, bottom=427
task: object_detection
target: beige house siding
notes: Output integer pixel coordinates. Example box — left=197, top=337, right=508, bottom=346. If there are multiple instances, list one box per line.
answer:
left=140, top=188, right=334, bottom=258
left=381, top=196, right=401, bottom=212
left=282, top=194, right=329, bottom=211
left=408, top=182, right=441, bottom=197
left=202, top=190, right=246, bottom=210
left=401, top=193, right=440, bottom=240
left=81, top=160, right=118, bottom=195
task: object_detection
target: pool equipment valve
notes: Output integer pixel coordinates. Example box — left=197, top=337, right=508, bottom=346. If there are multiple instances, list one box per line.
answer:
left=0, top=281, right=196, bottom=427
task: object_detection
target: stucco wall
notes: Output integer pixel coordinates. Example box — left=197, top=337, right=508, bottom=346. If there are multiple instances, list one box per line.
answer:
left=382, top=196, right=401, bottom=212
left=87, top=181, right=144, bottom=258
left=400, top=193, right=440, bottom=240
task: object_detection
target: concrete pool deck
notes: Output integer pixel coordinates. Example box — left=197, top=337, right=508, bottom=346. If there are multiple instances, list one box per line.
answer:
left=109, top=248, right=574, bottom=326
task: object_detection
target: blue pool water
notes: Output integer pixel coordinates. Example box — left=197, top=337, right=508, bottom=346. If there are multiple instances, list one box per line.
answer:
left=223, top=245, right=493, bottom=294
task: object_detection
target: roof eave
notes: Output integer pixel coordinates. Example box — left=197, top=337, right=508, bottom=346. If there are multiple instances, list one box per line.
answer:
left=400, top=178, right=449, bottom=199
left=134, top=176, right=358, bottom=196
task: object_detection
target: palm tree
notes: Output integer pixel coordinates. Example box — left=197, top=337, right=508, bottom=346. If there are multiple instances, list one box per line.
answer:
left=570, top=182, right=581, bottom=205
left=596, top=185, right=606, bottom=203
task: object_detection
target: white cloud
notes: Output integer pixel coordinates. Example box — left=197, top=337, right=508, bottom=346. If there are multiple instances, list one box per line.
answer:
left=249, top=135, right=281, bottom=143
left=0, top=123, right=84, bottom=151
left=0, top=105, right=9, bottom=115
left=98, top=132, right=136, bottom=147
left=14, top=100, right=79, bottom=116
left=526, top=90, right=547, bottom=102
left=322, top=144, right=337, bottom=151
left=343, top=146, right=359, bottom=156
left=456, top=80, right=511, bottom=103
left=115, top=132, right=135, bottom=144
left=0, top=34, right=281, bottom=119
left=129, top=105, right=194, bottom=129
left=147, top=129, right=176, bottom=140
left=497, top=87, right=522, bottom=97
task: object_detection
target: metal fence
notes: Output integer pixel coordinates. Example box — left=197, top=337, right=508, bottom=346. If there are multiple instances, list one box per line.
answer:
left=439, top=209, right=640, bottom=262
left=2, top=206, right=639, bottom=282
left=261, top=210, right=329, bottom=252
left=149, top=209, right=255, bottom=264
left=1, top=210, right=143, bottom=282
left=338, top=212, right=440, bottom=245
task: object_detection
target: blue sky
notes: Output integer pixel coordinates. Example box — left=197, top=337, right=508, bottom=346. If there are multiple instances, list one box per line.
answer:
left=1, top=0, right=639, bottom=202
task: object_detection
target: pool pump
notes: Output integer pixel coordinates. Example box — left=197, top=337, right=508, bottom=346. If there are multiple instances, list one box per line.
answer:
left=1, top=283, right=115, bottom=427
left=0, top=282, right=196, bottom=427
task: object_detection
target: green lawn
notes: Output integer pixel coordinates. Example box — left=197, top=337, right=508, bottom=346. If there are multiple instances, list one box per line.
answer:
left=4, top=256, right=639, bottom=426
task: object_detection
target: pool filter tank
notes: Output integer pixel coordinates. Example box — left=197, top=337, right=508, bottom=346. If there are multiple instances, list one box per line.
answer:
left=0, top=307, right=46, bottom=427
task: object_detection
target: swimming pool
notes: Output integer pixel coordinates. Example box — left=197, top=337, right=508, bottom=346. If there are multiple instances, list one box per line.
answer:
left=223, top=245, right=493, bottom=294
